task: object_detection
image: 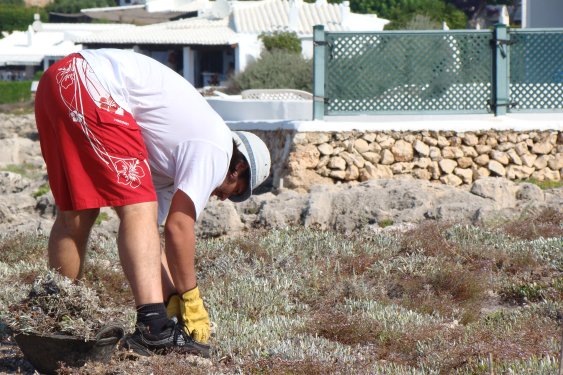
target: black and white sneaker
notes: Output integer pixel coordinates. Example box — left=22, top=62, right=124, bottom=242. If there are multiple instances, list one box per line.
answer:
left=122, top=317, right=210, bottom=358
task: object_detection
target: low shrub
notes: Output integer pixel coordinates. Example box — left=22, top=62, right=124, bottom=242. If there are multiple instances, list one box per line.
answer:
left=0, top=81, right=33, bottom=104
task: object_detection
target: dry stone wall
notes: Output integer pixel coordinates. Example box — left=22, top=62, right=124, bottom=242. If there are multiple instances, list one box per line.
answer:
left=269, top=130, right=563, bottom=191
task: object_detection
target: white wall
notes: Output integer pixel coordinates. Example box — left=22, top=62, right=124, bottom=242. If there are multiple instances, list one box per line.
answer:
left=235, top=33, right=262, bottom=72
left=522, top=0, right=563, bottom=28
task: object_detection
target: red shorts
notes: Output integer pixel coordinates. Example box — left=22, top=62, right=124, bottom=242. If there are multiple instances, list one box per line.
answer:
left=35, top=54, right=156, bottom=211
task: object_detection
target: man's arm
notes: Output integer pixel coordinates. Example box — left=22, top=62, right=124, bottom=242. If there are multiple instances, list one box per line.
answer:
left=164, top=189, right=197, bottom=293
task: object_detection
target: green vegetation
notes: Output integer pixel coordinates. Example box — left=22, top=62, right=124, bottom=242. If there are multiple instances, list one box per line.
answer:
left=378, top=218, right=394, bottom=228
left=520, top=178, right=563, bottom=190
left=45, top=0, right=116, bottom=14
left=0, top=4, right=46, bottom=36
left=1, top=163, right=42, bottom=179
left=95, top=212, right=110, bottom=225
left=0, top=81, right=33, bottom=104
left=0, top=208, right=561, bottom=374
left=32, top=183, right=50, bottom=198
left=228, top=50, right=312, bottom=93
left=259, top=31, right=302, bottom=54
left=227, top=31, right=311, bottom=93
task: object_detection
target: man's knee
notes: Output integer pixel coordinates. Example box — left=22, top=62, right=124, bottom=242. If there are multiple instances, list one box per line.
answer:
left=114, top=201, right=157, bottom=222
left=55, top=208, right=100, bottom=236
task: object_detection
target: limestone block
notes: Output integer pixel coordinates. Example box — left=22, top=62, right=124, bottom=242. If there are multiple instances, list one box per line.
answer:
left=437, top=136, right=449, bottom=147
left=423, top=136, right=438, bottom=146
left=442, top=146, right=463, bottom=159
left=306, top=133, right=331, bottom=145
left=470, top=177, right=517, bottom=208
left=462, top=133, right=479, bottom=146
left=461, top=146, right=478, bottom=158
left=362, top=133, right=376, bottom=143
left=429, top=147, right=441, bottom=161
left=344, top=165, right=360, bottom=181
left=318, top=143, right=334, bottom=156
left=317, top=155, right=331, bottom=168
left=473, top=166, right=490, bottom=180
left=490, top=150, right=509, bottom=165
left=415, top=157, right=431, bottom=169
left=293, top=133, right=309, bottom=145
left=329, top=170, right=347, bottom=180
left=521, top=153, right=537, bottom=168
left=369, top=142, right=382, bottom=153
left=450, top=137, right=462, bottom=147
left=515, top=142, right=529, bottom=156
left=429, top=161, right=441, bottom=179
left=475, top=144, right=492, bottom=154
left=391, top=140, right=414, bottom=162
left=457, top=157, right=473, bottom=169
left=516, top=183, right=544, bottom=201
left=413, top=140, right=430, bottom=156
left=525, top=139, right=534, bottom=147
left=506, top=165, right=534, bottom=180
left=353, top=138, right=370, bottom=154
left=360, top=163, right=393, bottom=180
left=284, top=169, right=334, bottom=190
left=507, top=133, right=518, bottom=143
left=474, top=154, right=490, bottom=166
left=548, top=153, right=563, bottom=170
left=439, top=159, right=457, bottom=174
left=497, top=142, right=515, bottom=152
left=328, top=156, right=346, bottom=170
left=543, top=168, right=560, bottom=181
left=0, top=138, right=20, bottom=165
left=380, top=149, right=394, bottom=165
left=486, top=137, right=498, bottom=147
left=413, top=168, right=431, bottom=180
left=391, top=162, right=414, bottom=174
left=378, top=135, right=395, bottom=148
left=362, top=152, right=381, bottom=164
left=440, top=174, right=463, bottom=186
left=290, top=144, right=320, bottom=169
left=517, top=133, right=530, bottom=142
left=531, top=141, right=554, bottom=155
left=506, top=149, right=522, bottom=165
left=454, top=167, right=473, bottom=184
left=533, top=155, right=551, bottom=169
left=488, top=160, right=506, bottom=176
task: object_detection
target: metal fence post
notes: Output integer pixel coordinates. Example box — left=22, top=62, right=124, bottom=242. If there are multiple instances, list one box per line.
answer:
left=313, top=25, right=326, bottom=120
left=493, top=24, right=510, bottom=116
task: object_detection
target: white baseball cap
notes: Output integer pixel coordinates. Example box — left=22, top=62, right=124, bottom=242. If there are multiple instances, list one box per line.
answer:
left=230, top=131, right=271, bottom=202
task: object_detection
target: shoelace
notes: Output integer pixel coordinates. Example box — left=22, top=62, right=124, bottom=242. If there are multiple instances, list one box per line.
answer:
left=171, top=320, right=193, bottom=346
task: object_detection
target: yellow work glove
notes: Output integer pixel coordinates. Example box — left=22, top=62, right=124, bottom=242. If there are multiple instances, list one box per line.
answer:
left=165, top=294, right=181, bottom=320
left=181, top=286, right=211, bottom=344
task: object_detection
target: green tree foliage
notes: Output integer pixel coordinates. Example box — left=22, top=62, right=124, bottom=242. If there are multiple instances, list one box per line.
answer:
left=259, top=31, right=302, bottom=54
left=46, top=0, right=116, bottom=14
left=0, top=5, right=47, bottom=35
left=350, top=0, right=467, bottom=29
left=228, top=50, right=313, bottom=93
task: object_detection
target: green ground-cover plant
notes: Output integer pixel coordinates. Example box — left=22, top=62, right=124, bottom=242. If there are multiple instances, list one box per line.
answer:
left=519, top=177, right=563, bottom=190
left=0, top=81, right=33, bottom=104
left=0, top=210, right=561, bottom=374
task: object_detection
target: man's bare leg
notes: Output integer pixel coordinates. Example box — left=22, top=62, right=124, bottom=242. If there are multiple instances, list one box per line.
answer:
left=114, top=202, right=163, bottom=305
left=48, top=208, right=100, bottom=279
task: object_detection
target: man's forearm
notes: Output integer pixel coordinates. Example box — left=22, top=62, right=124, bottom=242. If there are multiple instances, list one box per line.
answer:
left=164, top=220, right=197, bottom=294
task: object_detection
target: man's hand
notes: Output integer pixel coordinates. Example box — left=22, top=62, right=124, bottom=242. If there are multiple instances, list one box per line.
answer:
left=181, top=286, right=211, bottom=343
left=166, top=294, right=181, bottom=319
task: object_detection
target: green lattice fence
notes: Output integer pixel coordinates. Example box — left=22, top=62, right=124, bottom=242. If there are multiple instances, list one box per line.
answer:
left=313, top=26, right=563, bottom=118
left=509, top=29, right=563, bottom=112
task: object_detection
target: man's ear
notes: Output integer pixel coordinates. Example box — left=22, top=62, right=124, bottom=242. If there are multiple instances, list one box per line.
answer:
left=235, top=160, right=248, bottom=174
left=229, top=160, right=248, bottom=179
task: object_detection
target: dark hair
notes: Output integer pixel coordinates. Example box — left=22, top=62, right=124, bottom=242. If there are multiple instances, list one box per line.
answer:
left=230, top=139, right=250, bottom=180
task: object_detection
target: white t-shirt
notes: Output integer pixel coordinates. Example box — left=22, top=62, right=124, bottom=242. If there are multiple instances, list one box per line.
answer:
left=79, top=49, right=232, bottom=223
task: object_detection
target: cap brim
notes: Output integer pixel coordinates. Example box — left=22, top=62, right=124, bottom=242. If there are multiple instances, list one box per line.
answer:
left=228, top=132, right=253, bottom=202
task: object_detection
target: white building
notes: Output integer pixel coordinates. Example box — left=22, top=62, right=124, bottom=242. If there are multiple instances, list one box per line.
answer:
left=0, top=15, right=134, bottom=80
left=522, top=0, right=563, bottom=28
left=76, top=0, right=389, bottom=87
